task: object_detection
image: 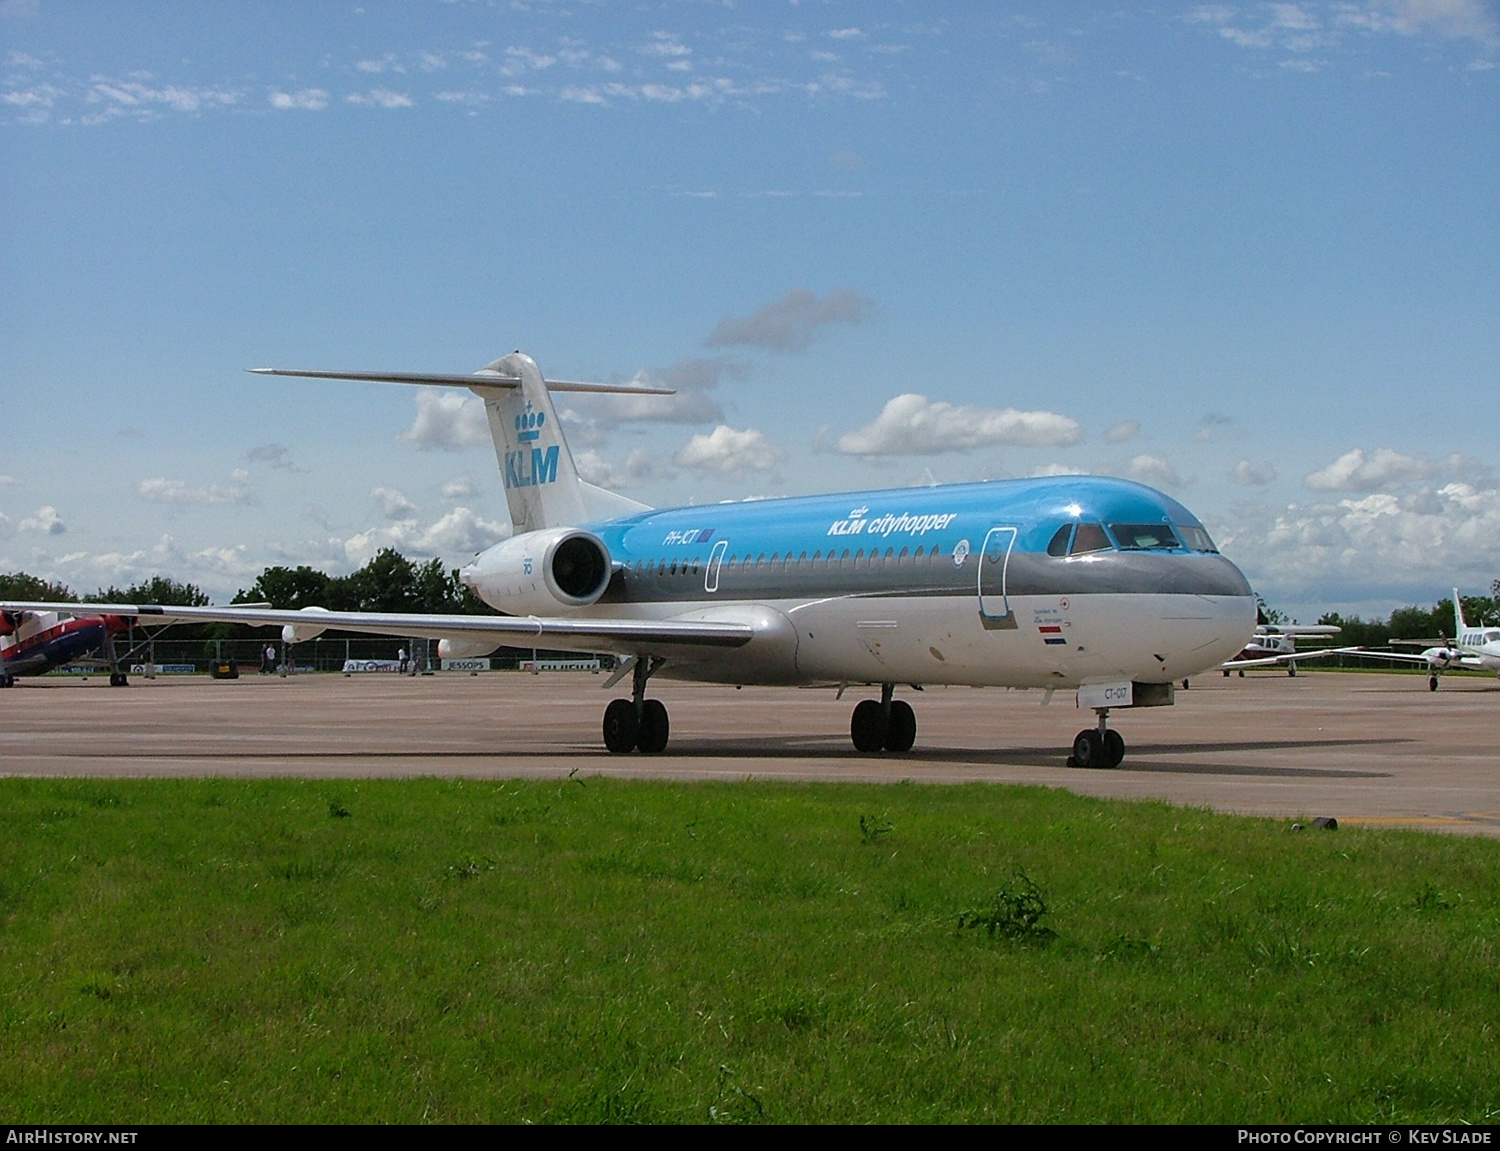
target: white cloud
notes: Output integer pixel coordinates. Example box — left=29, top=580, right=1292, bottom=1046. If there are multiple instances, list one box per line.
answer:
left=269, top=88, right=328, bottom=110
left=1232, top=459, right=1278, bottom=486
left=1193, top=0, right=1498, bottom=54
left=0, top=474, right=19, bottom=485
left=837, top=394, right=1082, bottom=456
left=575, top=448, right=673, bottom=489
left=399, top=389, right=491, bottom=451
left=706, top=288, right=875, bottom=352
left=137, top=472, right=252, bottom=506
left=1125, top=454, right=1182, bottom=491
left=18, top=505, right=66, bottom=534
left=642, top=32, right=691, bottom=58
left=415, top=507, right=509, bottom=557
left=1340, top=0, right=1499, bottom=42
left=1030, top=463, right=1091, bottom=477
left=341, top=507, right=508, bottom=566
left=3, top=83, right=61, bottom=108
left=347, top=89, right=414, bottom=108
left=674, top=426, right=784, bottom=479
left=355, top=54, right=401, bottom=74
left=1221, top=482, right=1500, bottom=603
left=1304, top=446, right=1436, bottom=492
left=373, top=486, right=418, bottom=519
left=441, top=476, right=478, bottom=500
left=85, top=78, right=239, bottom=117
left=1103, top=420, right=1140, bottom=444
left=570, top=357, right=731, bottom=427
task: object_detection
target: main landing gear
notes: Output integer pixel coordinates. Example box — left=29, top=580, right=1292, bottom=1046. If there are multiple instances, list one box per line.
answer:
left=849, top=683, right=917, bottom=753
left=105, top=634, right=128, bottom=687
left=1069, top=708, right=1125, bottom=769
left=1429, top=674, right=1440, bottom=692
left=603, top=656, right=670, bottom=754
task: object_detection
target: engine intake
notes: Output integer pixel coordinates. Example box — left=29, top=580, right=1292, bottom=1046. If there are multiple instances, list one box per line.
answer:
left=465, top=527, right=613, bottom=615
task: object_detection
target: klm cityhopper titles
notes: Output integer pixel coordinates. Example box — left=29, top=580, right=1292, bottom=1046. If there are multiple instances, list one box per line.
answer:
left=4, top=352, right=1255, bottom=768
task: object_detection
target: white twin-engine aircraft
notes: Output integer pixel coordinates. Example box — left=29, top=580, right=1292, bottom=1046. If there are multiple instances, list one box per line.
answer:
left=1358, top=590, right=1500, bottom=691
left=5, top=352, right=1256, bottom=768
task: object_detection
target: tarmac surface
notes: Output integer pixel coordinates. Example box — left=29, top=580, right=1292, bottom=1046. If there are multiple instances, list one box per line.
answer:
left=2, top=668, right=1497, bottom=836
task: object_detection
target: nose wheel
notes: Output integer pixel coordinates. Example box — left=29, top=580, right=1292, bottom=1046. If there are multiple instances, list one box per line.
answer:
left=849, top=684, right=917, bottom=753
left=1069, top=710, right=1125, bottom=768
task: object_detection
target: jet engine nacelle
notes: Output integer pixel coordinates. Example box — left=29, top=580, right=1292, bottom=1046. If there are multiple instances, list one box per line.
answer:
left=282, top=605, right=332, bottom=644
left=437, top=637, right=502, bottom=661
left=467, top=527, right=613, bottom=615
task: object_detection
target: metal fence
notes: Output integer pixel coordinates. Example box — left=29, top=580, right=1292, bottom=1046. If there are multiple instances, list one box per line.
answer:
left=63, top=634, right=611, bottom=675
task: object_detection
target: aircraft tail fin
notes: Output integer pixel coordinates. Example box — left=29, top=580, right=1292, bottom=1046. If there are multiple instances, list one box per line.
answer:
left=1454, top=587, right=1468, bottom=637
left=476, top=352, right=656, bottom=532
left=249, top=352, right=667, bottom=533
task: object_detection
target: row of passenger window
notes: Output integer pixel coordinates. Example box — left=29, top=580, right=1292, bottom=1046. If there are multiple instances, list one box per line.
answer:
left=1045, top=521, right=1218, bottom=557
left=627, top=543, right=950, bottom=578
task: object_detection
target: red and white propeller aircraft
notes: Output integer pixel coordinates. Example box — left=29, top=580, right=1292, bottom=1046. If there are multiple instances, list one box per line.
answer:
left=0, top=608, right=133, bottom=687
left=1219, top=623, right=1360, bottom=677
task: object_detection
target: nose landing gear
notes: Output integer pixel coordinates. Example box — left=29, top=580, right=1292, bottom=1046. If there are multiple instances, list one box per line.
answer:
left=1069, top=708, right=1125, bottom=769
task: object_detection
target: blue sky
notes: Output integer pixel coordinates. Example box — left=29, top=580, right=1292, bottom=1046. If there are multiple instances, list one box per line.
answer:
left=2, top=0, right=1497, bottom=621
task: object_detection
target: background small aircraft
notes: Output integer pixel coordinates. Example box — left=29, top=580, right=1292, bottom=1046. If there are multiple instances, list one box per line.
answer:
left=1219, top=623, right=1360, bottom=676
left=0, top=608, right=133, bottom=687
left=1351, top=590, right=1500, bottom=690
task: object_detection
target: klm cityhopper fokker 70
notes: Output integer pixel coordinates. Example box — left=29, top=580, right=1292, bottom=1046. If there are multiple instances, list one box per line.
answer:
left=6, top=352, right=1256, bottom=768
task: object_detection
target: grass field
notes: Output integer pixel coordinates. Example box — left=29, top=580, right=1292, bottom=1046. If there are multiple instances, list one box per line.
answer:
left=2, top=777, right=1498, bottom=1123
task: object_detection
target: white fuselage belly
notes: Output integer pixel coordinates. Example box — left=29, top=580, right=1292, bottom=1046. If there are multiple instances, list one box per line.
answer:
left=555, top=591, right=1252, bottom=688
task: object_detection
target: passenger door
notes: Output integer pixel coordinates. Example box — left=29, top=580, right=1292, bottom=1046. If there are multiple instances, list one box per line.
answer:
left=978, top=526, right=1019, bottom=630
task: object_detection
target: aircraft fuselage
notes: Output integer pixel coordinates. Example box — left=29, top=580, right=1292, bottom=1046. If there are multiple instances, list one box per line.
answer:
left=462, top=474, right=1254, bottom=689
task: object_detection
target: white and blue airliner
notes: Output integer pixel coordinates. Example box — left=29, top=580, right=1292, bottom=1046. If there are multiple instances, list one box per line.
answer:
left=5, top=352, right=1256, bottom=768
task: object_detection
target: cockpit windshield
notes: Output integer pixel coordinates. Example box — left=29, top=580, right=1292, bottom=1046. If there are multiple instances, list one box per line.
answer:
left=1071, top=523, right=1112, bottom=554
left=1177, top=524, right=1218, bottom=553
left=1110, top=523, right=1181, bottom=551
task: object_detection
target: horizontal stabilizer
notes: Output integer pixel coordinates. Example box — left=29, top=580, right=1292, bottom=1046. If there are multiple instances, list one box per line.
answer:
left=247, top=368, right=673, bottom=395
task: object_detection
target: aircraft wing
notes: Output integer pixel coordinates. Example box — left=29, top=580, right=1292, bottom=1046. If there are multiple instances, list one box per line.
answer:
left=1345, top=649, right=1483, bottom=670
left=0, top=601, right=753, bottom=654
left=1219, top=647, right=1363, bottom=670
left=1255, top=624, right=1341, bottom=636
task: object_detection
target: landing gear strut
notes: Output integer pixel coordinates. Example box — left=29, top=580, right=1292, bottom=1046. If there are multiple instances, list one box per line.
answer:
left=603, top=656, right=670, bottom=754
left=105, top=634, right=128, bottom=687
left=849, top=683, right=917, bottom=753
left=1069, top=708, right=1125, bottom=769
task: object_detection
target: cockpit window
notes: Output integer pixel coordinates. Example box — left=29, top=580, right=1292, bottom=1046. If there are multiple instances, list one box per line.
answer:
left=1070, top=523, right=1112, bottom=555
left=1046, top=525, right=1073, bottom=557
left=1178, top=525, right=1218, bottom=553
left=1110, top=523, right=1181, bottom=550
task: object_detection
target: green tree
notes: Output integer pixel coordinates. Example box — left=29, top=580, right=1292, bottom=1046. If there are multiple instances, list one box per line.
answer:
left=346, top=548, right=418, bottom=612
left=1317, top=612, right=1389, bottom=647
left=0, top=571, right=76, bottom=602
left=234, top=566, right=332, bottom=610
left=87, top=576, right=209, bottom=607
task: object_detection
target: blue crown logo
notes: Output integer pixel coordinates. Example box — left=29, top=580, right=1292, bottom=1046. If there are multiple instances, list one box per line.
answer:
left=515, top=402, right=545, bottom=443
